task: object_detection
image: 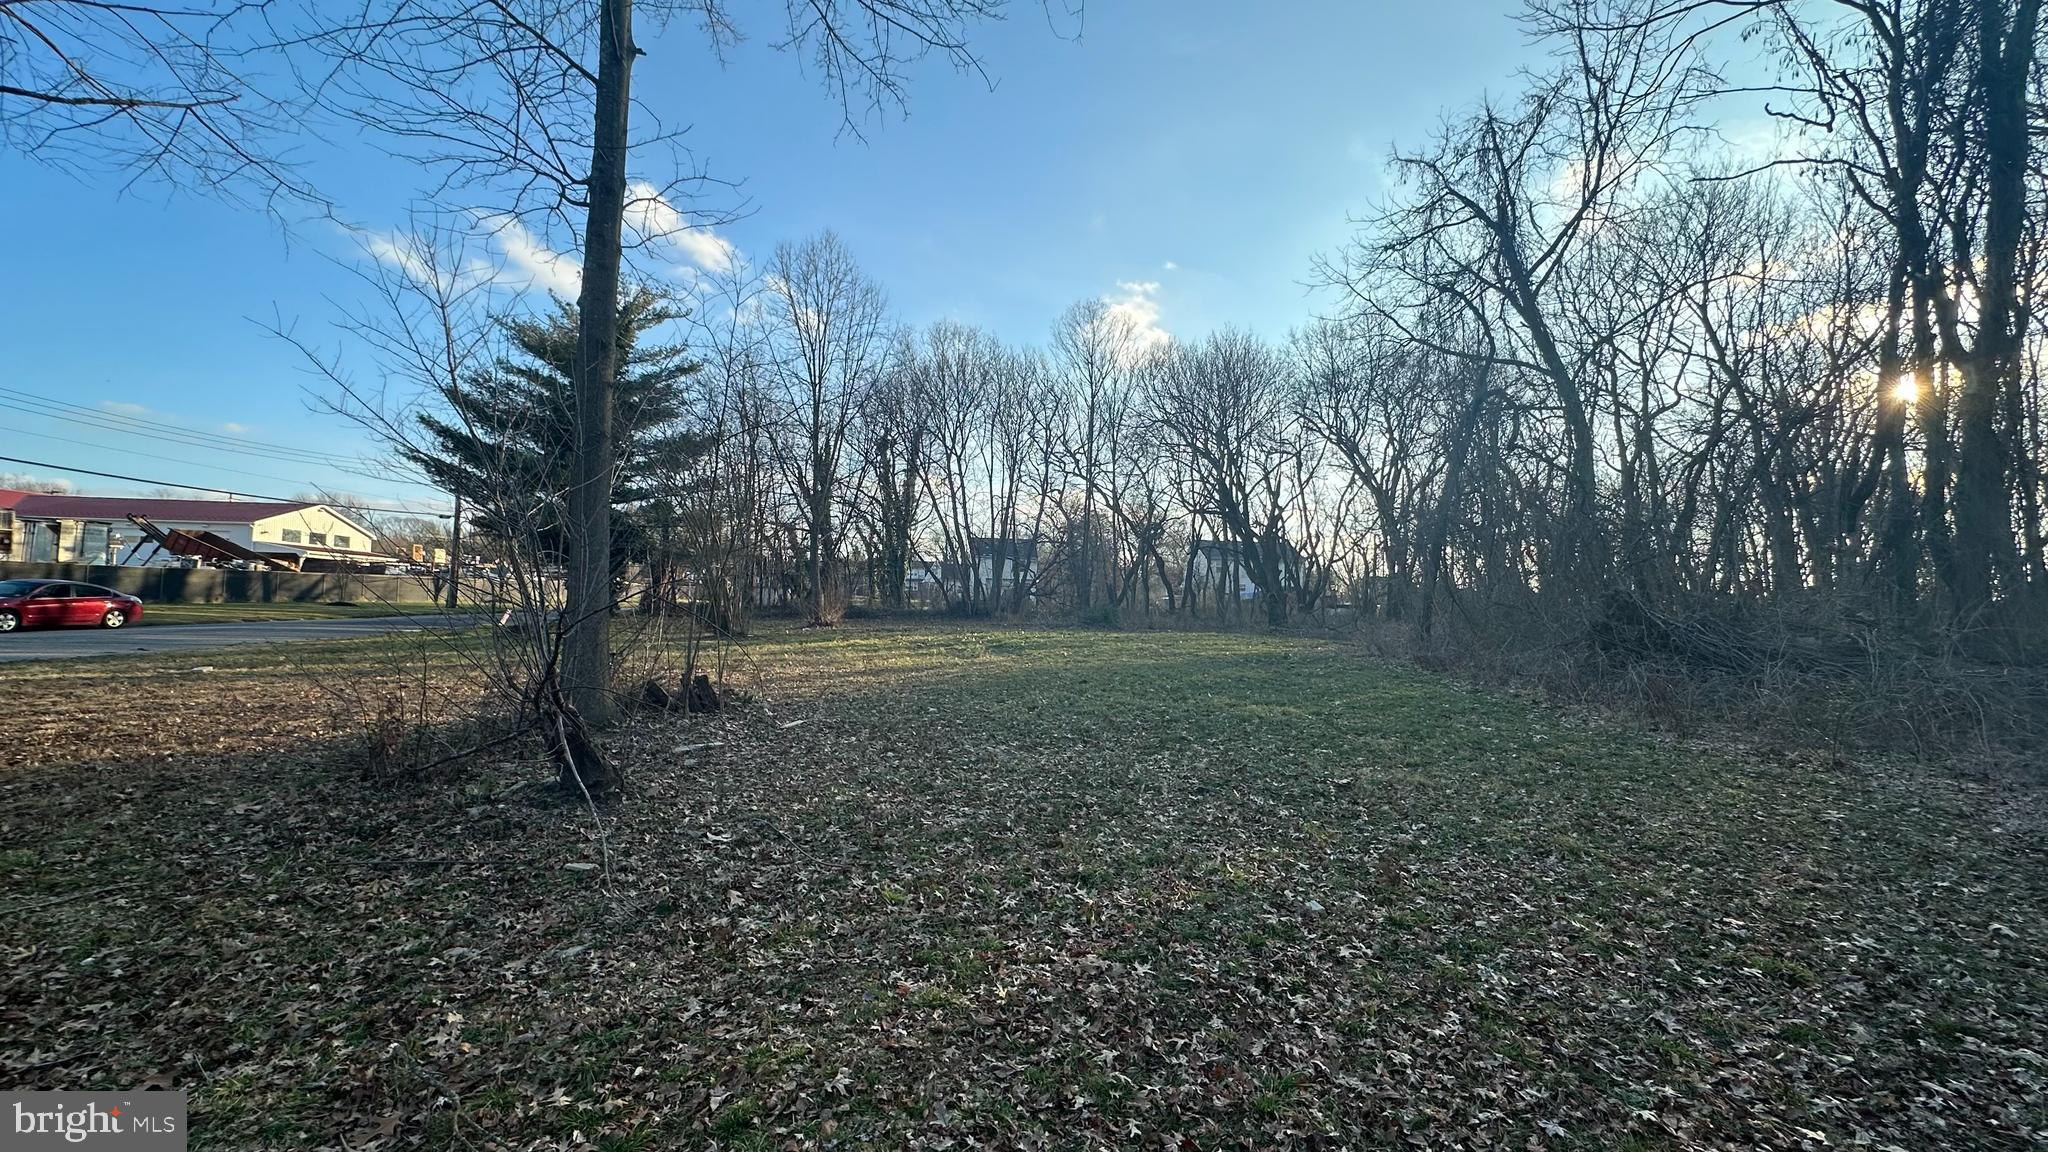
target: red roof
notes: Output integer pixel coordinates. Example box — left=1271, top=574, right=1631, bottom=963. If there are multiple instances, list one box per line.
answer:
left=8, top=493, right=320, bottom=523
left=0, top=488, right=29, bottom=511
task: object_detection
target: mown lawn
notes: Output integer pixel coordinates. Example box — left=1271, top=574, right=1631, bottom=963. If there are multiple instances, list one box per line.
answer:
left=2, top=624, right=2042, bottom=1150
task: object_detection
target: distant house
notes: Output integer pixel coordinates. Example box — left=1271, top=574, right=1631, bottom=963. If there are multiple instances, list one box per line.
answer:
left=0, top=490, right=385, bottom=570
left=905, top=559, right=958, bottom=591
left=1187, top=537, right=1301, bottom=601
left=969, top=536, right=1039, bottom=595
left=898, top=558, right=954, bottom=608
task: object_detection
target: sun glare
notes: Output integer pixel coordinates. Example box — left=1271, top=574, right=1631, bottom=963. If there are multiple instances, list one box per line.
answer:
left=1892, top=375, right=1921, bottom=405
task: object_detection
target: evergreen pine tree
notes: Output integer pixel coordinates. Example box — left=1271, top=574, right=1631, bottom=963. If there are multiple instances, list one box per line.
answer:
left=409, top=287, right=705, bottom=561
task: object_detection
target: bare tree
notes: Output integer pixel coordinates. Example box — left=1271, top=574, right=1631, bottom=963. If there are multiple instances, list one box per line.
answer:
left=765, top=231, right=890, bottom=623
left=859, top=330, right=933, bottom=608
left=1050, top=298, right=1147, bottom=612
left=683, top=257, right=778, bottom=629
left=1108, top=349, right=1185, bottom=615
left=1555, top=0, right=2047, bottom=629
left=0, top=1, right=319, bottom=201
left=1147, top=330, right=1315, bottom=626
left=902, top=321, right=996, bottom=610
left=1331, top=7, right=1703, bottom=604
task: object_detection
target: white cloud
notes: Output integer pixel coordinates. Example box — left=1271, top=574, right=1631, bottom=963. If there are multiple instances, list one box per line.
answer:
left=626, top=182, right=738, bottom=274
left=359, top=224, right=539, bottom=301
left=1162, top=261, right=1179, bottom=271
left=481, top=214, right=583, bottom=297
left=1104, top=280, right=1171, bottom=351
left=364, top=213, right=582, bottom=297
left=363, top=189, right=737, bottom=303
left=363, top=232, right=439, bottom=287
left=99, top=400, right=153, bottom=417
left=220, top=422, right=251, bottom=434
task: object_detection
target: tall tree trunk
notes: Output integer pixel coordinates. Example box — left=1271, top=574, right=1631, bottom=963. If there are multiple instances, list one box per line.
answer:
left=563, top=0, right=634, bottom=748
left=1420, top=366, right=1490, bottom=637
left=1949, top=0, right=2039, bottom=619
left=808, top=476, right=831, bottom=623
left=1495, top=225, right=1606, bottom=590
left=1262, top=548, right=1288, bottom=626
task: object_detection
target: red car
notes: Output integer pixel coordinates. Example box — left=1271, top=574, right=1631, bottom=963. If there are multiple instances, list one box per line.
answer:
left=0, top=579, right=145, bottom=632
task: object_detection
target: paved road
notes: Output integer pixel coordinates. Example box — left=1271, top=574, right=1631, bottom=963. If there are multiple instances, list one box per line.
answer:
left=0, top=614, right=479, bottom=663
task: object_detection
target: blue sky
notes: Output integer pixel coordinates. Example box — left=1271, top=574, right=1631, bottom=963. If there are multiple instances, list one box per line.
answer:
left=0, top=0, right=1538, bottom=512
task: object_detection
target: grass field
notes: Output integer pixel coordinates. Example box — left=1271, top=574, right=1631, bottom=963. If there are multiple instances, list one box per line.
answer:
left=2, top=624, right=2042, bottom=1149
left=136, top=602, right=449, bottom=626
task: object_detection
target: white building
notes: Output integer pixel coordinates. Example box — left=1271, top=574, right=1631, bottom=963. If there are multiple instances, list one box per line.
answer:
left=0, top=490, right=385, bottom=570
left=970, top=536, right=1038, bottom=595
left=1187, top=538, right=1303, bottom=601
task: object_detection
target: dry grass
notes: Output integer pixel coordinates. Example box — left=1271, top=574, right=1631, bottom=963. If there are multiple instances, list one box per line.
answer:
left=0, top=632, right=487, bottom=774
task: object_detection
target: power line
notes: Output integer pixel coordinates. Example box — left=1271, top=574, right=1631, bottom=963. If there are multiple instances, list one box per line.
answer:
left=8, top=422, right=406, bottom=489
left=0, top=385, right=371, bottom=464
left=0, top=390, right=371, bottom=469
left=17, top=427, right=371, bottom=490
left=0, top=400, right=364, bottom=473
left=0, top=454, right=453, bottom=518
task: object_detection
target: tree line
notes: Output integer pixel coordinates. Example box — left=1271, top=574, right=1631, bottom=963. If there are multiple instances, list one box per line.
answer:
left=496, top=0, right=2044, bottom=661
left=636, top=0, right=2046, bottom=657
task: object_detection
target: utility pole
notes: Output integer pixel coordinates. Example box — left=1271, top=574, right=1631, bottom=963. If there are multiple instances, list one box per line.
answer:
left=444, top=492, right=463, bottom=612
